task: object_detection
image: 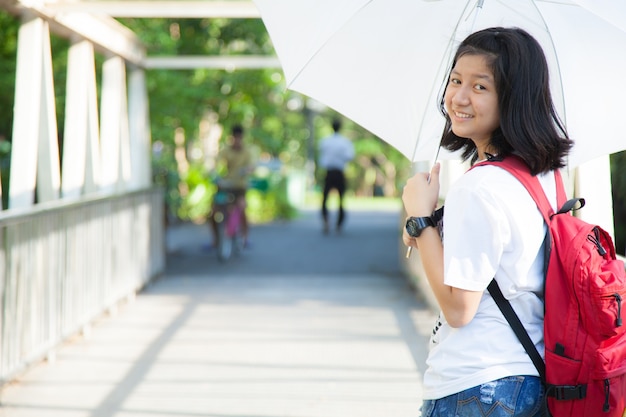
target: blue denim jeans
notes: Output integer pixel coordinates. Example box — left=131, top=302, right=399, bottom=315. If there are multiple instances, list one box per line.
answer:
left=421, top=376, right=544, bottom=417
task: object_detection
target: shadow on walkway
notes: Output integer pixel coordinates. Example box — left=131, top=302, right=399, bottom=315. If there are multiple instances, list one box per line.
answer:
left=0, top=207, right=436, bottom=417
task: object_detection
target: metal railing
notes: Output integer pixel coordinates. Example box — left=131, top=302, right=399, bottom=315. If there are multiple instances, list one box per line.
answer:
left=0, top=187, right=165, bottom=384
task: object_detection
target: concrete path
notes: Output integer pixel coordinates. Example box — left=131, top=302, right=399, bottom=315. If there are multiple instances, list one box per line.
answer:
left=0, top=207, right=437, bottom=417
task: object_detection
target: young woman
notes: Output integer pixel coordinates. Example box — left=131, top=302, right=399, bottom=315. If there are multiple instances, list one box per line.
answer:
left=402, top=27, right=573, bottom=416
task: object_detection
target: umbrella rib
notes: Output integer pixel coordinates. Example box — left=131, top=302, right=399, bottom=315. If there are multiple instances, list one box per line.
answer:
left=286, top=0, right=377, bottom=89
left=529, top=0, right=566, bottom=128
left=529, top=0, right=569, bottom=168
left=470, top=0, right=485, bottom=29
left=493, top=0, right=566, bottom=130
left=411, top=0, right=476, bottom=164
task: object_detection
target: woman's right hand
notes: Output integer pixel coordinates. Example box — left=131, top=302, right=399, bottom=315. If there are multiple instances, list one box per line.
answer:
left=402, top=163, right=441, bottom=218
left=402, top=228, right=418, bottom=250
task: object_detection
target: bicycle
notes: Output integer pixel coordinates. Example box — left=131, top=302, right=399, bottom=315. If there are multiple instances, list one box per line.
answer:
left=211, top=185, right=245, bottom=262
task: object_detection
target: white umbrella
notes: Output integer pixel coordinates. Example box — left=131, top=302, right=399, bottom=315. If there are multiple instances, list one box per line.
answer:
left=253, top=0, right=626, bottom=167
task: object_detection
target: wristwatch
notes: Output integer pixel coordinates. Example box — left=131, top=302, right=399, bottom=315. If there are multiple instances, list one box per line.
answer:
left=405, top=215, right=435, bottom=238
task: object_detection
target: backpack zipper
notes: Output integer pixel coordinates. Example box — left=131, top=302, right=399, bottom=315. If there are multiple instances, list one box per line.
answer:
left=601, top=293, right=623, bottom=328
left=587, top=227, right=607, bottom=256
left=615, top=294, right=623, bottom=327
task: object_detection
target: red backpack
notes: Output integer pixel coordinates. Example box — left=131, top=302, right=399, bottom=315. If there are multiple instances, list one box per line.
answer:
left=477, top=155, right=626, bottom=417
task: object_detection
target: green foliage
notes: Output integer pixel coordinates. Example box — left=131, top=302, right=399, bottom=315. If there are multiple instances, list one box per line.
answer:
left=611, top=152, right=626, bottom=255
left=0, top=11, right=18, bottom=139
left=50, top=36, right=69, bottom=141
left=171, top=159, right=297, bottom=224
left=0, top=11, right=12, bottom=208
left=247, top=176, right=298, bottom=224
left=120, top=18, right=284, bottom=151
left=118, top=18, right=410, bottom=206
left=116, top=18, right=303, bottom=223
left=0, top=14, right=408, bottom=221
left=177, top=164, right=216, bottom=221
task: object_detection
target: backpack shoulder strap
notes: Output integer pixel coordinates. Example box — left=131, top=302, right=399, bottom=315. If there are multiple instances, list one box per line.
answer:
left=474, top=156, right=553, bottom=380
left=487, top=279, right=546, bottom=380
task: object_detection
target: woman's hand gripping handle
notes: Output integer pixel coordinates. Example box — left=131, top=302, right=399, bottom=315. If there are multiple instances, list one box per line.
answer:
left=402, top=163, right=441, bottom=258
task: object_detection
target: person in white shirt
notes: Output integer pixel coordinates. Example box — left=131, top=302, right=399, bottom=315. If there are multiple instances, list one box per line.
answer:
left=401, top=27, right=573, bottom=417
left=318, top=118, right=355, bottom=234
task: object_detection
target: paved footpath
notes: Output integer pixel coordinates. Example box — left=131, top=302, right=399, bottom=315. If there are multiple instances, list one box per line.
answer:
left=0, top=206, right=437, bottom=417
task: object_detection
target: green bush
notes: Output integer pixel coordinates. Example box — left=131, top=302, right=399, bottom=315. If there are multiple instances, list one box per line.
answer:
left=246, top=173, right=297, bottom=223
left=611, top=152, right=626, bottom=255
left=169, top=161, right=296, bottom=224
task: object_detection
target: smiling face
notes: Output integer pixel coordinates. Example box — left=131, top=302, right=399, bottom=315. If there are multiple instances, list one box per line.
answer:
left=444, top=53, right=500, bottom=158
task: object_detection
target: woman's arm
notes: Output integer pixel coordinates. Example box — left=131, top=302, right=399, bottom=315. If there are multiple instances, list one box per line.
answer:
left=402, top=164, right=483, bottom=328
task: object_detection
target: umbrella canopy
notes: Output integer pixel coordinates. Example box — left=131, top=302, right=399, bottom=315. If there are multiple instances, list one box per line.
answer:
left=253, top=0, right=626, bottom=167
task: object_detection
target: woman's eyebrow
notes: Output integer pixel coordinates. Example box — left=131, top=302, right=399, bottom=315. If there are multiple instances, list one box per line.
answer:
left=450, top=69, right=493, bottom=81
left=475, top=73, right=493, bottom=81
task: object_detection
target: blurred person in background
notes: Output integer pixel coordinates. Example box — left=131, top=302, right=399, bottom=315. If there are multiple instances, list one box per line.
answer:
left=208, top=124, right=255, bottom=248
left=318, top=118, right=355, bottom=234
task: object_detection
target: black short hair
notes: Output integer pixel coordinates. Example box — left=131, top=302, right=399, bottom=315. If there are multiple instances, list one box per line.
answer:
left=439, top=27, right=573, bottom=174
left=232, top=124, right=244, bottom=136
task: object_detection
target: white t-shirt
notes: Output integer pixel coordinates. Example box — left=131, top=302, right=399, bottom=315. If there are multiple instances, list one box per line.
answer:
left=318, top=133, right=354, bottom=170
left=423, top=163, right=557, bottom=400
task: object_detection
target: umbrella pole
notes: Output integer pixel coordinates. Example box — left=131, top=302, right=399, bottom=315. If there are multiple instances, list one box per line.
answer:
left=469, top=0, right=485, bottom=32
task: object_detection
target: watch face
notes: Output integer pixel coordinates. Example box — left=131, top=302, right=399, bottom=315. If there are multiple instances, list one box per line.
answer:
left=405, top=216, right=434, bottom=237
left=406, top=218, right=421, bottom=237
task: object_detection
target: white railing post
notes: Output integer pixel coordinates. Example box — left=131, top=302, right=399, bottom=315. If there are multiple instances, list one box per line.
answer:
left=62, top=39, right=102, bottom=198
left=100, top=55, right=132, bottom=193
left=9, top=14, right=61, bottom=208
left=128, top=66, right=152, bottom=190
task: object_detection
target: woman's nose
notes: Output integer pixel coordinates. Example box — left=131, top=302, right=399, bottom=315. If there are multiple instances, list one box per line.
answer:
left=451, top=87, right=470, bottom=106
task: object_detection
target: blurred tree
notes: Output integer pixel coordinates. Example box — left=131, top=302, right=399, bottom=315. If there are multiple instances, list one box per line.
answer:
left=0, top=11, right=17, bottom=209
left=118, top=18, right=311, bottom=220
left=0, top=12, right=411, bottom=220
left=0, top=11, right=17, bottom=141
left=611, top=151, right=626, bottom=255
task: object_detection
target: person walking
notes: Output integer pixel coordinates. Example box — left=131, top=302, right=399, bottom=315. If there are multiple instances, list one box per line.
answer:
left=318, top=118, right=355, bottom=234
left=401, top=27, right=573, bottom=417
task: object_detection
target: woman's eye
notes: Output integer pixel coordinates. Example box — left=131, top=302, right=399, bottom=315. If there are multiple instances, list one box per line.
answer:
left=450, top=78, right=461, bottom=85
left=474, top=84, right=486, bottom=91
